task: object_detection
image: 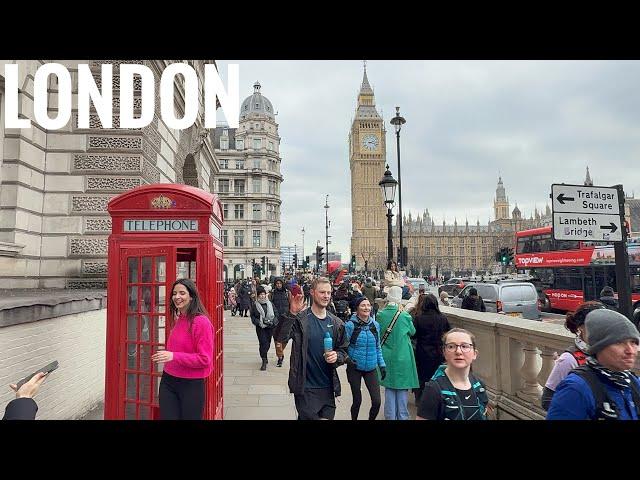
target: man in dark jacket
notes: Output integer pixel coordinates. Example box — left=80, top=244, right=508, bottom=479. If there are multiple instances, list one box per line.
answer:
left=271, top=277, right=290, bottom=367
left=461, top=288, right=486, bottom=312
left=599, top=286, right=619, bottom=311
left=273, top=277, right=350, bottom=420
left=3, top=371, right=48, bottom=420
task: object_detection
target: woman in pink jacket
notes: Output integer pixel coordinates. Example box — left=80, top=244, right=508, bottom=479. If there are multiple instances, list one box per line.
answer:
left=152, top=278, right=214, bottom=420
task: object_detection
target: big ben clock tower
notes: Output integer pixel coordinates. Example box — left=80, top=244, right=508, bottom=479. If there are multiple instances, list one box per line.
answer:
left=349, top=64, right=388, bottom=270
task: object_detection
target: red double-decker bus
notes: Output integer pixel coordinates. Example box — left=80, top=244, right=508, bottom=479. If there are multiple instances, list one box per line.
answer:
left=514, top=226, right=640, bottom=313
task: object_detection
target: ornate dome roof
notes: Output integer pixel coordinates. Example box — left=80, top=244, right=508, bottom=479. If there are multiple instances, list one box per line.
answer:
left=240, top=81, right=275, bottom=120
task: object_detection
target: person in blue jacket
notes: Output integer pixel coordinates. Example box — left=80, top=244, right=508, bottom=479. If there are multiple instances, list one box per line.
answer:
left=344, top=296, right=386, bottom=420
left=547, top=309, right=640, bottom=420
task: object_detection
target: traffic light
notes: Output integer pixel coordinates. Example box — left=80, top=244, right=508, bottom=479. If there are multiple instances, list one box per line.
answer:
left=293, top=253, right=298, bottom=268
left=506, top=248, right=514, bottom=265
left=403, top=246, right=408, bottom=267
left=282, top=261, right=286, bottom=273
left=316, top=246, right=324, bottom=267
left=500, top=248, right=508, bottom=265
left=261, top=256, right=266, bottom=271
left=305, top=255, right=310, bottom=269
left=350, top=255, right=356, bottom=272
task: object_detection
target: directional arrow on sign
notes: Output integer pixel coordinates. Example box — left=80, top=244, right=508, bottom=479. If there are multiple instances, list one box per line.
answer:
left=556, top=193, right=575, bottom=205
left=600, top=223, right=618, bottom=233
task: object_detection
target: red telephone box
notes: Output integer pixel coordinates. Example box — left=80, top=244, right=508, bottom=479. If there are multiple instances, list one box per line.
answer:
left=104, top=184, right=224, bottom=420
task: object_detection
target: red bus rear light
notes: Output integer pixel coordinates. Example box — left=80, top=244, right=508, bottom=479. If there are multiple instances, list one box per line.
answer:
left=497, top=300, right=503, bottom=312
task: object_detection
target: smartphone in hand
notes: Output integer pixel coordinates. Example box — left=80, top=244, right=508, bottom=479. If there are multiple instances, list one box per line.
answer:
left=16, top=361, right=59, bottom=390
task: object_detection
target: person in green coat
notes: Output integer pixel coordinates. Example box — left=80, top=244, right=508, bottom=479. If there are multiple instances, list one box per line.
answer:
left=377, top=286, right=419, bottom=419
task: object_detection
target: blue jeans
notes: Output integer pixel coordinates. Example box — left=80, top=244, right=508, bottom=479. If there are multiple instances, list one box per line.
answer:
left=384, top=388, right=410, bottom=420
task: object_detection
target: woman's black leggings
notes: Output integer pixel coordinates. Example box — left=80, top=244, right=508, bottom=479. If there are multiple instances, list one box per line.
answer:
left=158, top=372, right=205, bottom=420
left=255, top=325, right=274, bottom=359
left=346, top=364, right=381, bottom=420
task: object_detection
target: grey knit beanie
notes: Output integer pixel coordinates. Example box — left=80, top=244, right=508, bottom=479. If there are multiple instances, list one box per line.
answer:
left=585, top=309, right=640, bottom=356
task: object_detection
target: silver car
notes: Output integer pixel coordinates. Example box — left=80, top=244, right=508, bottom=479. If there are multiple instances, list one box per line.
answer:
left=451, top=281, right=541, bottom=320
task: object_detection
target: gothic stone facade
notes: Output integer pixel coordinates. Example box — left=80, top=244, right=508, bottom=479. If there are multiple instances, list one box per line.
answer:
left=0, top=60, right=218, bottom=289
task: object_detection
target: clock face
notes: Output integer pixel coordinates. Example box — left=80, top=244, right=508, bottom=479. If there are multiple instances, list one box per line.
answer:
left=361, top=134, right=379, bottom=151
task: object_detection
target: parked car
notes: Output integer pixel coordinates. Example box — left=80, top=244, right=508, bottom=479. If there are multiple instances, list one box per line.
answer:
left=438, top=277, right=468, bottom=297
left=451, top=281, right=541, bottom=320
left=407, top=277, right=427, bottom=291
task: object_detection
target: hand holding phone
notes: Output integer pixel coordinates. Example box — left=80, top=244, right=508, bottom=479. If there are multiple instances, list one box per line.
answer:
left=15, top=361, right=59, bottom=391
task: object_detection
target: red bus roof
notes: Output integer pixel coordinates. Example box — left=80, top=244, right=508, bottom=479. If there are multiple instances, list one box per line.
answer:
left=516, top=226, right=552, bottom=238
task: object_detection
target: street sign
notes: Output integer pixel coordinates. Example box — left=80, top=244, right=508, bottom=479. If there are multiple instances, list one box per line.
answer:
left=551, top=184, right=620, bottom=215
left=551, top=183, right=622, bottom=242
left=553, top=212, right=622, bottom=242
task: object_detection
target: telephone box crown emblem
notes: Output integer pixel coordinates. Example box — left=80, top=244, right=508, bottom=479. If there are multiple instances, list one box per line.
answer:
left=151, top=195, right=176, bottom=209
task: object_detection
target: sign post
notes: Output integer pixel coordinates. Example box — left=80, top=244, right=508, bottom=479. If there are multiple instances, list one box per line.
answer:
left=551, top=183, right=632, bottom=320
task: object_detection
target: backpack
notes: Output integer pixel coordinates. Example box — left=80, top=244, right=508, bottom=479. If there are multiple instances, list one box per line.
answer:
left=570, top=365, right=640, bottom=420
left=335, top=300, right=350, bottom=319
left=430, top=365, right=488, bottom=420
left=565, top=345, right=587, bottom=366
left=348, top=318, right=379, bottom=347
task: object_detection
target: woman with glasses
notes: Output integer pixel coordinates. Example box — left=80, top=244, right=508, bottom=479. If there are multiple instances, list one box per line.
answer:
left=416, top=328, right=489, bottom=420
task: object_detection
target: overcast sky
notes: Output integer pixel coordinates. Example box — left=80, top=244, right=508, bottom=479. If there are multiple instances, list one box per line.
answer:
left=215, top=60, right=640, bottom=260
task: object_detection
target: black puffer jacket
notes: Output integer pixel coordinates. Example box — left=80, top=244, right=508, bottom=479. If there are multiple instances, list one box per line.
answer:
left=273, top=309, right=349, bottom=396
left=600, top=296, right=619, bottom=311
left=461, top=295, right=486, bottom=312
left=270, top=279, right=290, bottom=319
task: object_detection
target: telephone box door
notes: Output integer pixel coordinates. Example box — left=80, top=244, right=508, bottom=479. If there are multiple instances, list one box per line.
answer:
left=119, top=246, right=175, bottom=420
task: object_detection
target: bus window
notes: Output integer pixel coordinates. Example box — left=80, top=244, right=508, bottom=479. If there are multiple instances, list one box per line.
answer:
left=554, top=267, right=583, bottom=291
left=631, top=267, right=640, bottom=294
left=555, top=240, right=580, bottom=251
left=538, top=234, right=552, bottom=252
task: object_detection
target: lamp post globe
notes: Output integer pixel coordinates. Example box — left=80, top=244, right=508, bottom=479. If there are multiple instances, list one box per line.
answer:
left=379, top=165, right=397, bottom=264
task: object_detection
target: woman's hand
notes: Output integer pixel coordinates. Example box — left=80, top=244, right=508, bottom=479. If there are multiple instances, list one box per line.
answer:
left=10, top=371, right=48, bottom=399
left=289, top=293, right=306, bottom=315
left=151, top=350, right=174, bottom=363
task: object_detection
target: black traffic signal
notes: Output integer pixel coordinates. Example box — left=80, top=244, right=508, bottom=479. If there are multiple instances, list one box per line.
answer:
left=261, top=256, right=266, bottom=271
left=282, top=261, right=286, bottom=273
left=305, top=255, right=310, bottom=269
left=506, top=248, right=514, bottom=265
left=293, top=253, right=298, bottom=268
left=316, top=246, right=324, bottom=267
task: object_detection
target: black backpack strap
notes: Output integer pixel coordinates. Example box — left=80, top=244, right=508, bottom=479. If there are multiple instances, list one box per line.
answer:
left=349, top=320, right=362, bottom=346
left=369, top=323, right=379, bottom=346
left=571, top=366, right=618, bottom=420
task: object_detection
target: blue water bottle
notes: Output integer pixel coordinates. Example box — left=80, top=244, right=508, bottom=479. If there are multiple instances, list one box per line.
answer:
left=323, top=331, right=333, bottom=352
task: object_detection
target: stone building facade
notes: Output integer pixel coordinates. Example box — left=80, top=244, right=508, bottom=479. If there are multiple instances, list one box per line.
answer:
left=0, top=60, right=218, bottom=288
left=211, top=81, right=282, bottom=281
left=349, top=66, right=388, bottom=271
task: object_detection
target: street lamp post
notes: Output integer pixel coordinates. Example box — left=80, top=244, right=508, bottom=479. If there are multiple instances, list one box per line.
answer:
left=390, top=106, right=406, bottom=268
left=301, top=227, right=305, bottom=267
left=324, top=195, right=330, bottom=274
left=379, top=165, right=398, bottom=263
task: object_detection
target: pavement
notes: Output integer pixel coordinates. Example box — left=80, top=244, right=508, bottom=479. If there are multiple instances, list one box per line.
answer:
left=80, top=308, right=419, bottom=420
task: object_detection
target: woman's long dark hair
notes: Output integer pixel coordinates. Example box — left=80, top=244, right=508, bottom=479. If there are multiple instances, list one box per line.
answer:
left=565, top=301, right=605, bottom=334
left=170, top=278, right=210, bottom=330
left=387, top=260, right=397, bottom=271
left=421, top=293, right=441, bottom=314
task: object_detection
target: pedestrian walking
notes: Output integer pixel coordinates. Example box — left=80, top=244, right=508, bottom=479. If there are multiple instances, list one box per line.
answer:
left=273, top=277, right=349, bottom=420
left=270, top=278, right=290, bottom=367
left=376, top=286, right=419, bottom=420
left=547, top=309, right=640, bottom=420
left=599, top=286, right=619, bottom=311
left=541, top=301, right=605, bottom=410
left=461, top=287, right=486, bottom=312
left=439, top=290, right=450, bottom=307
left=344, top=297, right=386, bottom=420
left=250, top=285, right=278, bottom=371
left=152, top=278, right=214, bottom=420
left=413, top=293, right=451, bottom=402
left=227, top=287, right=238, bottom=316
left=416, top=328, right=489, bottom=420
left=238, top=281, right=252, bottom=317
